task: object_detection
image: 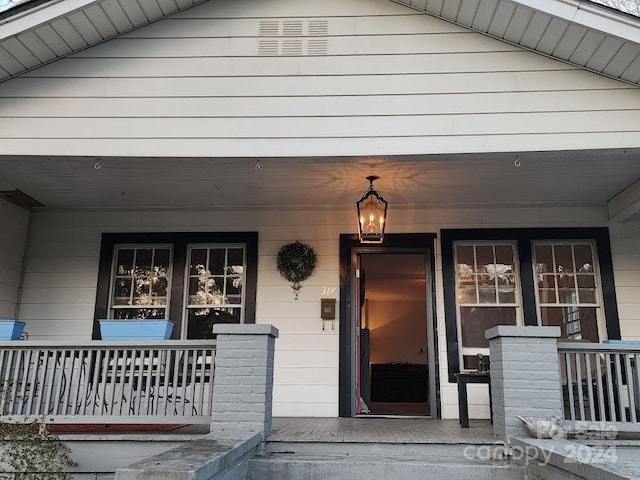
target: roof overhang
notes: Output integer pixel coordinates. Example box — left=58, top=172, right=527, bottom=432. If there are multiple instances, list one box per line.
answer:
left=0, top=0, right=208, bottom=83
left=392, top=0, right=640, bottom=85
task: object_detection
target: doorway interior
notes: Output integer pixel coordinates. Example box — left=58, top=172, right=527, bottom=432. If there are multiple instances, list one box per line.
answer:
left=339, top=233, right=438, bottom=419
left=358, top=253, right=430, bottom=416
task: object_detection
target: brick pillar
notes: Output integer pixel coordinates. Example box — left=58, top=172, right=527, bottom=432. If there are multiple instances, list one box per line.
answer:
left=486, top=326, right=562, bottom=439
left=210, top=324, right=279, bottom=440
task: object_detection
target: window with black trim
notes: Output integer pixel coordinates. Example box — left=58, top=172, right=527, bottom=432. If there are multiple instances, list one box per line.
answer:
left=454, top=242, right=522, bottom=369
left=442, top=228, right=620, bottom=383
left=94, top=232, right=258, bottom=340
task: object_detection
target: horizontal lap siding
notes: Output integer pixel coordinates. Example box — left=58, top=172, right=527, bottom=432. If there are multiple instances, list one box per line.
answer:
left=0, top=199, right=28, bottom=319
left=0, top=0, right=639, bottom=157
left=610, top=223, right=640, bottom=341
left=22, top=204, right=626, bottom=418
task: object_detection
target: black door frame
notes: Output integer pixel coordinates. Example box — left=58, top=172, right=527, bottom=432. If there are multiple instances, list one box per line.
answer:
left=339, top=233, right=439, bottom=418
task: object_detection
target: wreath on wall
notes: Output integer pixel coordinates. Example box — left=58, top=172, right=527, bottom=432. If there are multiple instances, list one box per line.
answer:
left=277, top=241, right=317, bottom=299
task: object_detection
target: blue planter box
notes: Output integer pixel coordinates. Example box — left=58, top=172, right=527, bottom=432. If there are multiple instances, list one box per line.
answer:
left=0, top=320, right=26, bottom=340
left=99, top=319, right=175, bottom=340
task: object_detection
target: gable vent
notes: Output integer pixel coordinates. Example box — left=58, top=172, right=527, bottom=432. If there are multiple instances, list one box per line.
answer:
left=308, top=39, right=328, bottom=55
left=258, top=19, right=329, bottom=56
left=308, top=20, right=329, bottom=36
left=258, top=39, right=279, bottom=56
left=259, top=20, right=280, bottom=36
left=283, top=19, right=303, bottom=36
left=282, top=39, right=303, bottom=56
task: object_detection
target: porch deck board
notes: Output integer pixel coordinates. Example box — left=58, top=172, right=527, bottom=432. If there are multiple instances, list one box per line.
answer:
left=269, top=418, right=496, bottom=444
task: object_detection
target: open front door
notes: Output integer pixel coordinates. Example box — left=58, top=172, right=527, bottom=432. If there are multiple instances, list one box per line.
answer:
left=339, top=234, right=439, bottom=419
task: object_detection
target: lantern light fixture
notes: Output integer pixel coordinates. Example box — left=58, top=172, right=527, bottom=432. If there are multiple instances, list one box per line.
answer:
left=356, top=175, right=388, bottom=244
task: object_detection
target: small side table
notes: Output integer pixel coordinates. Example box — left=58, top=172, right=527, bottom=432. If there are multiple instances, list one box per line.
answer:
left=455, top=372, right=492, bottom=428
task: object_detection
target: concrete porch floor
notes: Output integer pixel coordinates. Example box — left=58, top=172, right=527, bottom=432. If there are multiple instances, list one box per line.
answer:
left=268, top=417, right=496, bottom=444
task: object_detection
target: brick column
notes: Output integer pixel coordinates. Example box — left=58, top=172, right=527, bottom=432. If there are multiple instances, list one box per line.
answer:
left=486, top=326, right=562, bottom=439
left=210, top=324, right=279, bottom=440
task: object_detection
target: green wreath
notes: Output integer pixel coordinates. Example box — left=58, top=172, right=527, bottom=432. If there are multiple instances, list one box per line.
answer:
left=277, top=241, right=317, bottom=298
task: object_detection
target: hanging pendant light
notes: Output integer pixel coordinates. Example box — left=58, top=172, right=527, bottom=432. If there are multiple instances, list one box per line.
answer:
left=356, top=175, right=388, bottom=244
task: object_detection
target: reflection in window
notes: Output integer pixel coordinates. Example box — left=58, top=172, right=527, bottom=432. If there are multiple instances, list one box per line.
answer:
left=534, top=242, right=600, bottom=342
left=110, top=246, right=172, bottom=319
left=455, top=243, right=520, bottom=368
left=186, top=246, right=246, bottom=339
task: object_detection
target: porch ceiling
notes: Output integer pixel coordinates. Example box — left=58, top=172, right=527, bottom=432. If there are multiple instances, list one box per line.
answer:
left=0, top=149, right=639, bottom=215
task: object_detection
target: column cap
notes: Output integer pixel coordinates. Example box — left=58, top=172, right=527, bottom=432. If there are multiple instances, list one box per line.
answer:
left=212, top=323, right=279, bottom=338
left=486, top=325, right=561, bottom=340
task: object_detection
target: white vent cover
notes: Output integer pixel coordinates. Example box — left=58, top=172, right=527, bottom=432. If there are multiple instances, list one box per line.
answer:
left=258, top=19, right=329, bottom=56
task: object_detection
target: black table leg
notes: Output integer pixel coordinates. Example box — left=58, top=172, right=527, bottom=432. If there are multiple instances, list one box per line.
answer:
left=458, top=378, right=469, bottom=428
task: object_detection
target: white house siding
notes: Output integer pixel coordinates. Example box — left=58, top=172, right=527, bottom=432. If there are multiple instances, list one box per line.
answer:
left=0, top=198, right=28, bottom=320
left=0, top=0, right=640, bottom=158
left=18, top=203, right=640, bottom=419
left=610, top=222, right=640, bottom=342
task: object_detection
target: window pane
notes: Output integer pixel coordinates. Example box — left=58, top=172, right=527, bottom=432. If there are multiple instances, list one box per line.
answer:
left=574, top=245, right=594, bottom=272
left=540, top=307, right=599, bottom=342
left=458, top=286, right=477, bottom=303
left=116, top=249, right=134, bottom=275
left=208, top=249, right=226, bottom=275
left=534, top=245, right=553, bottom=273
left=460, top=306, right=517, bottom=348
left=475, top=246, right=494, bottom=273
left=577, top=275, right=595, bottom=289
left=113, top=278, right=132, bottom=305
left=494, top=244, right=514, bottom=266
left=228, top=249, right=244, bottom=270
left=154, top=248, right=170, bottom=272
left=190, top=249, right=207, bottom=275
left=226, top=276, right=243, bottom=296
left=150, top=276, right=168, bottom=305
left=135, top=249, right=153, bottom=275
left=478, top=284, right=496, bottom=303
left=186, top=307, right=241, bottom=339
left=456, top=246, right=475, bottom=273
left=133, top=278, right=151, bottom=305
left=539, top=288, right=556, bottom=303
left=578, top=289, right=596, bottom=304
left=554, top=245, right=574, bottom=273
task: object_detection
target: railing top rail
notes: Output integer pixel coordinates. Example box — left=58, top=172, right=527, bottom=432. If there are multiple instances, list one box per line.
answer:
left=0, top=339, right=216, bottom=349
left=558, top=342, right=640, bottom=353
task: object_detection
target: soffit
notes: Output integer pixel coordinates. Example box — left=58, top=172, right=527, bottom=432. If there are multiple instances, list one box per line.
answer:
left=0, top=149, right=638, bottom=210
left=0, top=0, right=208, bottom=83
left=393, top=0, right=640, bottom=85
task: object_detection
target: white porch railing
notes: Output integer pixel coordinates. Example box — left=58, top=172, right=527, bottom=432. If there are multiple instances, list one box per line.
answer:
left=0, top=340, right=215, bottom=424
left=558, top=342, right=640, bottom=426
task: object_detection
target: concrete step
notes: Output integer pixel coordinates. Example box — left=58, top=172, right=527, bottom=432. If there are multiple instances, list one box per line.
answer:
left=249, top=442, right=525, bottom=480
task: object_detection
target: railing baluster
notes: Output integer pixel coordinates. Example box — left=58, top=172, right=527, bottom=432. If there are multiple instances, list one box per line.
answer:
left=59, top=350, right=73, bottom=415
left=42, top=349, right=59, bottom=416
left=565, top=352, right=575, bottom=420
left=585, top=351, right=595, bottom=421
left=18, top=350, right=33, bottom=415
left=575, top=352, right=586, bottom=420
left=595, top=354, right=606, bottom=421
left=614, top=354, right=626, bottom=422
left=180, top=349, right=190, bottom=416
left=9, top=349, right=24, bottom=414
left=604, top=353, right=617, bottom=422
left=624, top=354, right=636, bottom=423
left=89, top=349, right=104, bottom=416
left=25, top=349, right=41, bottom=415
